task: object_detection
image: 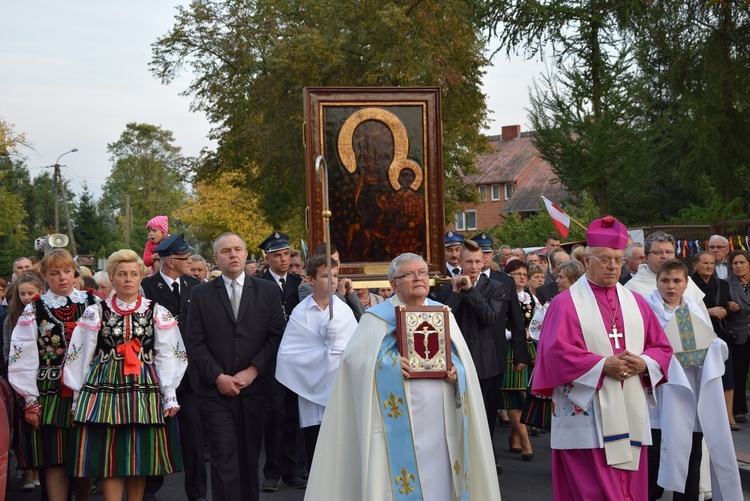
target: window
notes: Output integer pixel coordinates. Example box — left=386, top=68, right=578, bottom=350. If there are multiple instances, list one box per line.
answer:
left=477, top=185, right=487, bottom=201
left=491, top=184, right=501, bottom=201
left=455, top=210, right=477, bottom=231
left=504, top=183, right=514, bottom=200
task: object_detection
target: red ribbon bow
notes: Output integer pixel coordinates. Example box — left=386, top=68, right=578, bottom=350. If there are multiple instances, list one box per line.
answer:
left=116, top=338, right=142, bottom=376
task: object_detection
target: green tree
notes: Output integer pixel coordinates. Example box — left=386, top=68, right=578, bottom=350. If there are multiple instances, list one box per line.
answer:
left=634, top=1, right=750, bottom=214
left=0, top=119, right=28, bottom=157
left=73, top=183, right=113, bottom=256
left=475, top=0, right=656, bottom=220
left=101, top=123, right=188, bottom=248
left=151, top=0, right=489, bottom=227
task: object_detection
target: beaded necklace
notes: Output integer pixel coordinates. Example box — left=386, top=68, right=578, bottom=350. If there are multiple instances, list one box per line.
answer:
left=111, top=295, right=143, bottom=342
left=43, top=297, right=80, bottom=337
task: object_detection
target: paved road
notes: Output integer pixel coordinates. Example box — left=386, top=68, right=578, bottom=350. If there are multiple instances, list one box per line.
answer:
left=7, top=417, right=750, bottom=500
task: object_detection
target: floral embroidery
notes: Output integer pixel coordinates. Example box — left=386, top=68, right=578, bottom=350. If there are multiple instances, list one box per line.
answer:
left=163, top=395, right=178, bottom=406
left=76, top=306, right=101, bottom=330
left=556, top=383, right=592, bottom=417
left=41, top=289, right=88, bottom=309
left=17, top=305, right=36, bottom=326
left=157, top=310, right=177, bottom=326
left=8, top=344, right=23, bottom=366
left=65, top=342, right=83, bottom=366
left=171, top=342, right=187, bottom=363
left=518, top=291, right=536, bottom=328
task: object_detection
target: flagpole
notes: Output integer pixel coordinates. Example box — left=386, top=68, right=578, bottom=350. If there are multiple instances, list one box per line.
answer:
left=540, top=196, right=587, bottom=233
left=569, top=216, right=587, bottom=231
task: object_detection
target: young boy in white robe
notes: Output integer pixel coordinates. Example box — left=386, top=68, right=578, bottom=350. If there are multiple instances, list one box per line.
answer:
left=275, top=255, right=358, bottom=471
left=644, top=259, right=741, bottom=501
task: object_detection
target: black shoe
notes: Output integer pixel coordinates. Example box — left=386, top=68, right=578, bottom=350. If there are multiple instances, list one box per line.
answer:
left=283, top=476, right=307, bottom=489
left=262, top=478, right=280, bottom=492
left=736, top=415, right=747, bottom=423
left=298, top=465, right=310, bottom=480
left=522, top=453, right=535, bottom=462
left=508, top=437, right=521, bottom=453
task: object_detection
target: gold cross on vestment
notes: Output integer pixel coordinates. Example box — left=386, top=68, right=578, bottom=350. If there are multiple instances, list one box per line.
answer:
left=608, top=326, right=623, bottom=350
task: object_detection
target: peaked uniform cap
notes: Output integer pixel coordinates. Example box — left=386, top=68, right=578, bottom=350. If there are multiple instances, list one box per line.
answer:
left=260, top=232, right=291, bottom=253
left=154, top=233, right=194, bottom=257
left=470, top=232, right=494, bottom=252
left=445, top=231, right=465, bottom=247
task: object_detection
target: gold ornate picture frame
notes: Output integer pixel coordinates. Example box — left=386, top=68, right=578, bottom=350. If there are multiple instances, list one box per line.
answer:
left=304, top=87, right=445, bottom=275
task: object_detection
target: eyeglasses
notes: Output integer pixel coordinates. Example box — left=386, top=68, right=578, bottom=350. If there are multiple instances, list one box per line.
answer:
left=708, top=245, right=728, bottom=250
left=509, top=272, right=528, bottom=278
left=647, top=250, right=675, bottom=257
left=392, top=270, right=430, bottom=281
left=587, top=254, right=624, bottom=267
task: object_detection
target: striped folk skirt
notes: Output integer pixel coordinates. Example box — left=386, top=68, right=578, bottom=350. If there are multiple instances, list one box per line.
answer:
left=17, top=377, right=75, bottom=468
left=67, top=419, right=182, bottom=477
left=501, top=341, right=537, bottom=410
left=67, top=356, right=182, bottom=477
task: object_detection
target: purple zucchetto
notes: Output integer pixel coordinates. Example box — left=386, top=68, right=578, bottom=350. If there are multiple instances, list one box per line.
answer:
left=586, top=216, right=628, bottom=250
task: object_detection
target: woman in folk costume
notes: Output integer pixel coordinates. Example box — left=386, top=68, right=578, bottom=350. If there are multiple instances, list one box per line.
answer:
left=501, top=258, right=538, bottom=461
left=532, top=217, right=673, bottom=500
left=64, top=249, right=187, bottom=501
left=8, top=249, right=98, bottom=501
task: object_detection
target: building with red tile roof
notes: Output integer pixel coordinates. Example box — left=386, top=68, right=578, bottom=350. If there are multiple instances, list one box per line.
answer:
left=449, top=125, right=571, bottom=233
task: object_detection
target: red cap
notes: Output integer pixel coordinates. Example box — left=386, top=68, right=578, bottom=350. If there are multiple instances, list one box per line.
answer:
left=586, top=216, right=628, bottom=250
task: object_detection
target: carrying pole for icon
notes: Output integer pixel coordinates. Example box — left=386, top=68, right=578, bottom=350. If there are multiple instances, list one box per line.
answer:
left=315, top=155, right=334, bottom=320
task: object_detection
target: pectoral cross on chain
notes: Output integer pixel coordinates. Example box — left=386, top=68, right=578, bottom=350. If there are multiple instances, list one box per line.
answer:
left=608, top=326, right=623, bottom=350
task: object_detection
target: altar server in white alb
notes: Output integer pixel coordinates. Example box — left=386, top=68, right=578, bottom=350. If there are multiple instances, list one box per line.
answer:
left=532, top=216, right=673, bottom=500
left=644, top=259, right=741, bottom=501
left=305, top=253, right=500, bottom=501
left=275, top=255, right=358, bottom=473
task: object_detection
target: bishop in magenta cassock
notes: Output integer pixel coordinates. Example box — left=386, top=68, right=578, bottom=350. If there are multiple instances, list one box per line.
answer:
left=532, top=216, right=673, bottom=500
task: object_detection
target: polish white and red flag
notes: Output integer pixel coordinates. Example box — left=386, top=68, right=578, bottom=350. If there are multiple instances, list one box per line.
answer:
left=541, top=196, right=570, bottom=238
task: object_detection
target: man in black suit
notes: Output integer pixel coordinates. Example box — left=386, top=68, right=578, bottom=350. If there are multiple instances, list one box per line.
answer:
left=141, top=233, right=206, bottom=501
left=187, top=232, right=285, bottom=501
left=536, top=247, right=571, bottom=305
left=258, top=232, right=307, bottom=491
left=444, top=230, right=464, bottom=277
left=435, top=239, right=528, bottom=445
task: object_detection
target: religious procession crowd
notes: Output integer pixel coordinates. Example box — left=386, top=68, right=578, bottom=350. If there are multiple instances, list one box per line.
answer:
left=0, top=213, right=747, bottom=500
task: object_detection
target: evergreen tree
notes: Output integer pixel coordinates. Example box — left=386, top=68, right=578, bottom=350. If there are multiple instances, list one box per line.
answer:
left=73, top=183, right=112, bottom=256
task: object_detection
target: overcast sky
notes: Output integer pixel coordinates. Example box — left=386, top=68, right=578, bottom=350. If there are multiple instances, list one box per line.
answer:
left=2, top=1, right=547, bottom=198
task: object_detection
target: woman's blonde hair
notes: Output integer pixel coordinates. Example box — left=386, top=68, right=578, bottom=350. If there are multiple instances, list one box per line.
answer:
left=106, top=249, right=147, bottom=280
left=41, top=249, right=76, bottom=274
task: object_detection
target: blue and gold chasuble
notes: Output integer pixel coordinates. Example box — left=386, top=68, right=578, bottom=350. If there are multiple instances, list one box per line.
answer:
left=368, top=300, right=471, bottom=500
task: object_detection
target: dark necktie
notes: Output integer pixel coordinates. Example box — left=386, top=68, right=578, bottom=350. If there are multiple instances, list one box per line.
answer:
left=453, top=268, right=462, bottom=276
left=172, top=281, right=180, bottom=301
left=279, top=277, right=286, bottom=294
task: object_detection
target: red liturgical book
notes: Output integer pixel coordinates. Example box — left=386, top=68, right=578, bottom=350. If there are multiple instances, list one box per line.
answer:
left=396, top=305, right=452, bottom=379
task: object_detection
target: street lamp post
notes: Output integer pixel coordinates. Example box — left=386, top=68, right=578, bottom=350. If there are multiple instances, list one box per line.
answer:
left=53, top=148, right=78, bottom=233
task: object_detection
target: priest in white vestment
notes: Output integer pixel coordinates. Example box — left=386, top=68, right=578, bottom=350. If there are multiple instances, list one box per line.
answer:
left=305, top=253, right=501, bottom=501
left=625, top=231, right=709, bottom=320
left=644, top=259, right=742, bottom=501
left=533, top=216, right=673, bottom=500
left=275, top=255, right=358, bottom=471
